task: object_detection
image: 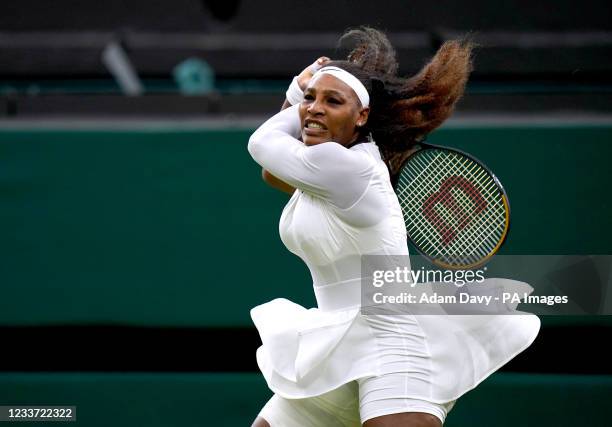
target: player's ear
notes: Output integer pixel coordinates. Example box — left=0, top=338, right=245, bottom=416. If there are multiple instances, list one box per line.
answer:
left=357, top=107, right=370, bottom=127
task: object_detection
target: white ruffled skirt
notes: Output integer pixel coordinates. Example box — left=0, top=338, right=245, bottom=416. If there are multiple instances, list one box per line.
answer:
left=251, top=278, right=541, bottom=404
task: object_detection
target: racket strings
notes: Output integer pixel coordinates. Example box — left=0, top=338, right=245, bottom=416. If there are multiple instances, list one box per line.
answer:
left=403, top=154, right=499, bottom=242
left=405, top=153, right=502, bottom=216
left=398, top=156, right=453, bottom=254
left=399, top=162, right=453, bottom=256
left=425, top=156, right=505, bottom=255
left=398, top=149, right=507, bottom=267
left=405, top=160, right=505, bottom=264
left=412, top=156, right=505, bottom=261
left=403, top=186, right=500, bottom=264
left=404, top=168, right=493, bottom=262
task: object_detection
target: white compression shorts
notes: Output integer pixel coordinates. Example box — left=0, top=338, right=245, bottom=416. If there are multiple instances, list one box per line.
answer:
left=258, top=373, right=457, bottom=426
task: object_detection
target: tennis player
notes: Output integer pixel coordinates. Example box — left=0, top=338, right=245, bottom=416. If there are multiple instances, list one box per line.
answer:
left=247, top=27, right=540, bottom=427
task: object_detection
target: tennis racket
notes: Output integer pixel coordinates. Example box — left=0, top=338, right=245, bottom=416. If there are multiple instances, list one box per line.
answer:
left=395, top=142, right=510, bottom=270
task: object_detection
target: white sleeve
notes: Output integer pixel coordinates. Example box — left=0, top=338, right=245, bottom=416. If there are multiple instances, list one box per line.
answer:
left=248, top=105, right=374, bottom=209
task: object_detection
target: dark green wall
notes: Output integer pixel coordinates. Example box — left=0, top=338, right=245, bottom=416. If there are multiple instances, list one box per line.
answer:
left=1, top=125, right=610, bottom=326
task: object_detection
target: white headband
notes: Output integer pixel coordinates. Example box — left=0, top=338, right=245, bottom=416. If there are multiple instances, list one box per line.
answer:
left=312, top=66, right=370, bottom=108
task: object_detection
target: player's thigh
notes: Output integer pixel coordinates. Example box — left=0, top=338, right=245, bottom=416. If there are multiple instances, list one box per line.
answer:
left=363, top=411, right=442, bottom=427
left=358, top=374, right=454, bottom=426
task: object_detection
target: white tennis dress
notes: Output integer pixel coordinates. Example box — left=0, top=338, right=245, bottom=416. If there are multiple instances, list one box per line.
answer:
left=247, top=105, right=540, bottom=422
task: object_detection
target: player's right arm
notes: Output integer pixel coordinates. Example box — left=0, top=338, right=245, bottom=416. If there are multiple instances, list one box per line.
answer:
left=260, top=57, right=330, bottom=195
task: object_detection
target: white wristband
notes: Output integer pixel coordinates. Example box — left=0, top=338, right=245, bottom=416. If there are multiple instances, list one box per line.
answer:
left=285, top=76, right=304, bottom=105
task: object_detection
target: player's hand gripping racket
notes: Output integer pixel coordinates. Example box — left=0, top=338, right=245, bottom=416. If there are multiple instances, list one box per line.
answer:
left=395, top=142, right=510, bottom=269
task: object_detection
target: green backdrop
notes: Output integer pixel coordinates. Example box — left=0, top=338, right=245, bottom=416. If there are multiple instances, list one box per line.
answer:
left=1, top=124, right=610, bottom=326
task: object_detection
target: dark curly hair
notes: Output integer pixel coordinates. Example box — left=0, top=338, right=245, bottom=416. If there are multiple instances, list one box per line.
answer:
left=327, top=27, right=474, bottom=185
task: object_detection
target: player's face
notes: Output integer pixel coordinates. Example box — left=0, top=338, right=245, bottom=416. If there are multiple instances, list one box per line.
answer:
left=299, top=74, right=369, bottom=147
